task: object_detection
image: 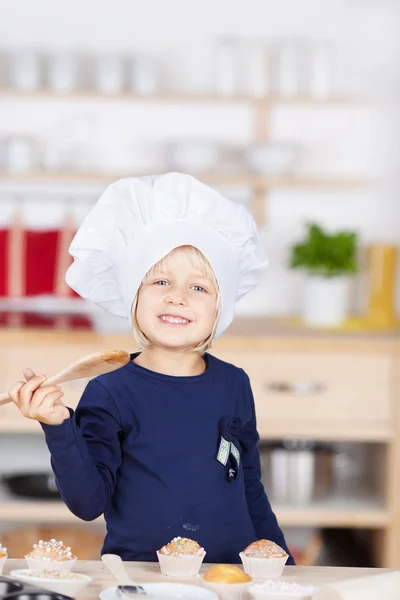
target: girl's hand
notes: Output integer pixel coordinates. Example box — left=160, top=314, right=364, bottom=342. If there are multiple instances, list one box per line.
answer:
left=8, top=373, right=70, bottom=426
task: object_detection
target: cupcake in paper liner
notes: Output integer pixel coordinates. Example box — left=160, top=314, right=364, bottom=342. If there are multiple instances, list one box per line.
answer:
left=157, top=537, right=205, bottom=577
left=201, top=564, right=251, bottom=600
left=0, top=544, right=7, bottom=575
left=239, top=540, right=288, bottom=579
left=25, top=539, right=77, bottom=572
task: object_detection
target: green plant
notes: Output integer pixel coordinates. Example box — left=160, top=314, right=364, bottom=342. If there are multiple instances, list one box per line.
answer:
left=289, top=223, right=359, bottom=278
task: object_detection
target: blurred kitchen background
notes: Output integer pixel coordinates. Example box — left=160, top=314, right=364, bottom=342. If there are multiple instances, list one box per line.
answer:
left=0, top=0, right=399, bottom=569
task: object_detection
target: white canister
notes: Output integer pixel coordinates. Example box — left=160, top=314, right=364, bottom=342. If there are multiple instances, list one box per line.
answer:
left=94, top=55, right=124, bottom=93
left=4, top=136, right=38, bottom=172
left=9, top=51, right=41, bottom=90
left=308, top=42, right=333, bottom=99
left=302, top=275, right=350, bottom=327
left=129, top=55, right=159, bottom=94
left=287, top=449, right=315, bottom=505
left=47, top=53, right=77, bottom=92
left=273, top=41, right=303, bottom=97
left=268, top=446, right=290, bottom=503
left=214, top=38, right=239, bottom=95
left=239, top=40, right=271, bottom=97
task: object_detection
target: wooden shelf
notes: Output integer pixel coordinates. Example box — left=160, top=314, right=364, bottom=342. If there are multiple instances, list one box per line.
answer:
left=275, top=498, right=389, bottom=528
left=0, top=496, right=387, bottom=528
left=0, top=88, right=365, bottom=106
left=0, top=172, right=367, bottom=189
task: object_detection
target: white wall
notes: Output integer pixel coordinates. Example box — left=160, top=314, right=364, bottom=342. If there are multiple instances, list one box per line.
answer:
left=0, top=0, right=399, bottom=316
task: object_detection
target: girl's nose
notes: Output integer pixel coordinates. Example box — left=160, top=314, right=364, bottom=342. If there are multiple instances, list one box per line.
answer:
left=165, top=288, right=187, bottom=306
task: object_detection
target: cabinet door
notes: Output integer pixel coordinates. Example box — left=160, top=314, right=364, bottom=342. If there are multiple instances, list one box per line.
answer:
left=212, top=350, right=392, bottom=440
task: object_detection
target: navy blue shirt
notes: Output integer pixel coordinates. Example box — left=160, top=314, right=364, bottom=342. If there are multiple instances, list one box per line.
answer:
left=42, top=353, right=294, bottom=564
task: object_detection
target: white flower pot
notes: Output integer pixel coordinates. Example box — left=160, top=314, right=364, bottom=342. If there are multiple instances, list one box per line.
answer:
left=302, top=275, right=350, bottom=327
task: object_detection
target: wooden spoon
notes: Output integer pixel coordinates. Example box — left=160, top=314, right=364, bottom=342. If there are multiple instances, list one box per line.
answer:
left=0, top=350, right=132, bottom=407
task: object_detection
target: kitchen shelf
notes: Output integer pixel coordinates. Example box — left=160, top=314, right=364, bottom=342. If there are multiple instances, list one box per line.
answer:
left=0, top=418, right=391, bottom=441
left=0, top=496, right=387, bottom=528
left=0, top=172, right=366, bottom=190
left=0, top=88, right=365, bottom=106
left=275, top=498, right=389, bottom=528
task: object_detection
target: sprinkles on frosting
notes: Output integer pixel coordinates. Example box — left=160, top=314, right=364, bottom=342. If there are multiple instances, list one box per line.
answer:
left=22, top=570, right=86, bottom=581
left=28, top=539, right=75, bottom=561
left=250, top=580, right=317, bottom=597
left=158, top=536, right=206, bottom=557
left=243, top=539, right=288, bottom=559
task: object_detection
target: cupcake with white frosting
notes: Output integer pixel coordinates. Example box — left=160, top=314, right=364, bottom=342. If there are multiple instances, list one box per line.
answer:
left=157, top=536, right=206, bottom=577
left=239, top=540, right=288, bottom=579
left=25, top=539, right=76, bottom=572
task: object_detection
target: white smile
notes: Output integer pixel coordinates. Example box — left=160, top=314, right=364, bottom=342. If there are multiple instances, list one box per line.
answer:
left=159, top=315, right=190, bottom=325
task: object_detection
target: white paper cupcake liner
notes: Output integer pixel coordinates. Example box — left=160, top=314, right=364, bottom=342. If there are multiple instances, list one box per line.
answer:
left=202, top=579, right=250, bottom=600
left=25, top=555, right=77, bottom=572
left=239, top=553, right=288, bottom=579
left=156, top=551, right=205, bottom=577
left=0, top=554, right=7, bottom=575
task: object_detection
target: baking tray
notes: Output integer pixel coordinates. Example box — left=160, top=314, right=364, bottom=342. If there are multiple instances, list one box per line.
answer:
left=0, top=576, right=72, bottom=600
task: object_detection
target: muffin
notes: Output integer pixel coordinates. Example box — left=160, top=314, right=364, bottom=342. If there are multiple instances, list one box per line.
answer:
left=202, top=565, right=251, bottom=600
left=0, top=544, right=7, bottom=575
left=157, top=537, right=206, bottom=577
left=249, top=580, right=317, bottom=600
left=239, top=540, right=288, bottom=579
left=25, top=539, right=77, bottom=572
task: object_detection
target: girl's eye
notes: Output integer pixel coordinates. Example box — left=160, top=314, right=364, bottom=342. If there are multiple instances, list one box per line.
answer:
left=154, top=280, right=169, bottom=286
left=192, top=285, right=206, bottom=292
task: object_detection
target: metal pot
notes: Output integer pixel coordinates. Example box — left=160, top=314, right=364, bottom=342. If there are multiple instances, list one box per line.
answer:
left=261, top=440, right=335, bottom=505
left=2, top=473, right=61, bottom=500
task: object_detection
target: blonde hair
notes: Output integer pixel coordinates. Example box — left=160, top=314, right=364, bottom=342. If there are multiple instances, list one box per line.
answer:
left=131, top=245, right=221, bottom=353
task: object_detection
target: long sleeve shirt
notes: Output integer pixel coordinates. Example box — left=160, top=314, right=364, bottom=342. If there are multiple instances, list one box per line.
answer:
left=41, top=353, right=294, bottom=564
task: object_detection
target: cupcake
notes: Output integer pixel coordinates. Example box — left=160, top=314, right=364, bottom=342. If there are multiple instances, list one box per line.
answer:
left=157, top=537, right=205, bottom=577
left=0, top=544, right=7, bottom=575
left=239, top=540, right=288, bottom=579
left=25, top=539, right=77, bottom=572
left=202, top=564, right=251, bottom=600
left=249, top=580, right=317, bottom=600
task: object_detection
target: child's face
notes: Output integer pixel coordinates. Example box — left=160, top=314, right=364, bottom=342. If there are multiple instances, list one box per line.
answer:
left=136, top=247, right=218, bottom=351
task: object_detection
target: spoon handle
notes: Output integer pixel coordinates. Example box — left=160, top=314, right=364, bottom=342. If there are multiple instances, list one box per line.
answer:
left=101, top=554, right=137, bottom=586
left=0, top=372, right=71, bottom=407
left=0, top=350, right=132, bottom=408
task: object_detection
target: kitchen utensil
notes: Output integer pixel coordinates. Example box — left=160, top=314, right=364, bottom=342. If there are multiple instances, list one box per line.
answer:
left=0, top=349, right=132, bottom=406
left=261, top=440, right=335, bottom=505
left=101, top=554, right=146, bottom=596
left=100, top=584, right=218, bottom=600
left=0, top=574, right=72, bottom=600
left=2, top=472, right=60, bottom=499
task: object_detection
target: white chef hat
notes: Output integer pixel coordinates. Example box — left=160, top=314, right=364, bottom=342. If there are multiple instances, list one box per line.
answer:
left=66, top=173, right=268, bottom=337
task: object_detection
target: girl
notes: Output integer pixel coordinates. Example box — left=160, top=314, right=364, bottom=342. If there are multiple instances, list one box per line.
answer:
left=9, top=173, right=294, bottom=565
